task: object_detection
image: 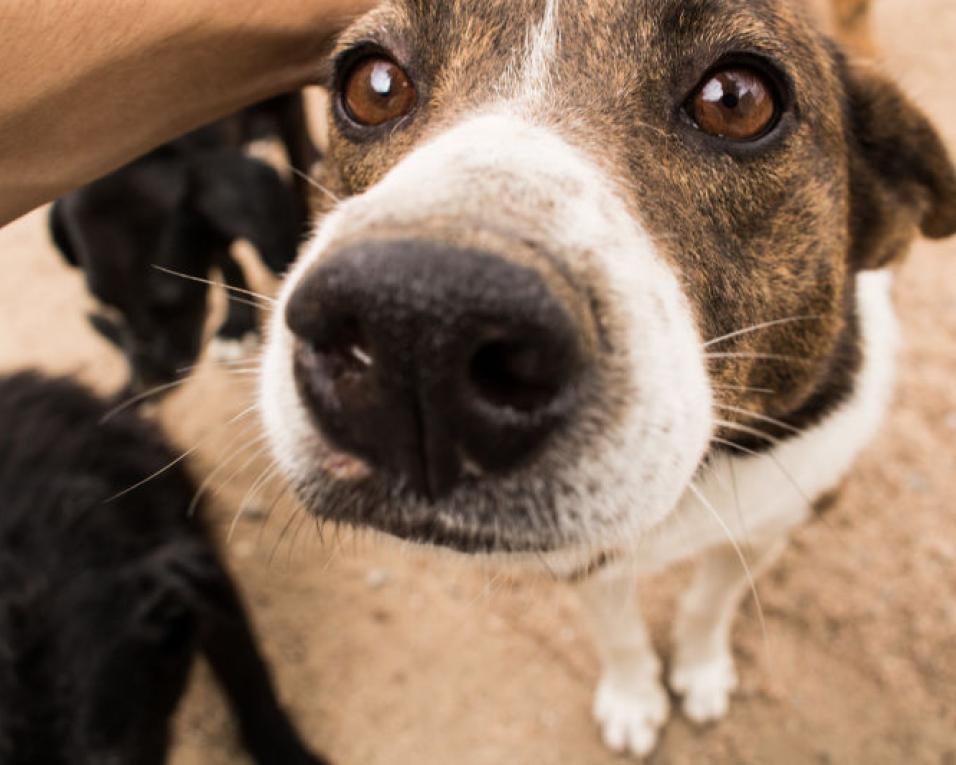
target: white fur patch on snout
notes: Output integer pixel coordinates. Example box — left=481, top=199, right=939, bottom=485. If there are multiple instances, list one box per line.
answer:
left=260, top=110, right=713, bottom=555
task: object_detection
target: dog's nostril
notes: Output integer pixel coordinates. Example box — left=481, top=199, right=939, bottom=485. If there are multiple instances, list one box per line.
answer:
left=469, top=340, right=563, bottom=413
left=312, top=315, right=374, bottom=381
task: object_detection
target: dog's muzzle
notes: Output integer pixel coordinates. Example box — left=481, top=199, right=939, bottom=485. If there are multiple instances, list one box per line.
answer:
left=284, top=239, right=585, bottom=502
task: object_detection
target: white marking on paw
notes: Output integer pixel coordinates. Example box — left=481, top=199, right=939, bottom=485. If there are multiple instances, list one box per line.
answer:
left=670, top=654, right=738, bottom=725
left=209, top=333, right=259, bottom=363
left=593, top=673, right=669, bottom=758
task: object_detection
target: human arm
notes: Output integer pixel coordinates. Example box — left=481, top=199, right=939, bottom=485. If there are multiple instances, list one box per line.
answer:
left=0, top=0, right=375, bottom=225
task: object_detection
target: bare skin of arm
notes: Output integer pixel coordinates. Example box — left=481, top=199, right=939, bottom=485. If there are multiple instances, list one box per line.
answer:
left=0, top=0, right=376, bottom=226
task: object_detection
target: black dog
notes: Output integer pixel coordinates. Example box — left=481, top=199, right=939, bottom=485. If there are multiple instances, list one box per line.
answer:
left=0, top=371, right=326, bottom=765
left=49, top=93, right=319, bottom=395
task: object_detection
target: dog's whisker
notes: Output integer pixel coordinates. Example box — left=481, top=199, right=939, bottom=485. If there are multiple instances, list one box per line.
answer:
left=286, top=164, right=342, bottom=204
left=238, top=459, right=282, bottom=518
left=255, top=478, right=295, bottom=547
left=312, top=514, right=326, bottom=547
left=712, top=384, right=776, bottom=395
left=707, top=451, right=736, bottom=494
left=319, top=518, right=346, bottom=573
left=713, top=418, right=779, bottom=445
left=152, top=264, right=276, bottom=306
left=767, top=457, right=813, bottom=510
left=270, top=503, right=308, bottom=565
left=711, top=435, right=814, bottom=510
left=713, top=418, right=817, bottom=504
left=219, top=352, right=265, bottom=364
left=190, top=432, right=270, bottom=518
left=181, top=352, right=265, bottom=376
left=214, top=367, right=262, bottom=377
left=534, top=551, right=559, bottom=581
left=714, top=404, right=803, bottom=436
left=223, top=295, right=273, bottom=312
left=705, top=352, right=810, bottom=364
left=99, top=378, right=192, bottom=423
left=174, top=361, right=262, bottom=380
left=106, top=404, right=259, bottom=503
left=687, top=483, right=769, bottom=656
left=285, top=506, right=314, bottom=565
left=711, top=436, right=761, bottom=458
left=726, top=453, right=750, bottom=556
left=479, top=568, right=507, bottom=605
left=704, top=315, right=823, bottom=349
left=228, top=459, right=280, bottom=543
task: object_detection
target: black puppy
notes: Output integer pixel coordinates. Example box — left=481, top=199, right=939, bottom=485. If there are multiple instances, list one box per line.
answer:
left=0, top=371, right=326, bottom=765
left=50, top=93, right=318, bottom=395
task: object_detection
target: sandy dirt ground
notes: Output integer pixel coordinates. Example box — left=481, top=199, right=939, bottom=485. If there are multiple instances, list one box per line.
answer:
left=2, top=2, right=955, bottom=763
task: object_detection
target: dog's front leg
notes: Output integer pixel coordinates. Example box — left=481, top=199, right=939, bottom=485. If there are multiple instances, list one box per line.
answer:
left=669, top=535, right=787, bottom=725
left=578, top=565, right=669, bottom=758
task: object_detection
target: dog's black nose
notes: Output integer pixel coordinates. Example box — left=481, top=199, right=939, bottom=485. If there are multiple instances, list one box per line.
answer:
left=285, top=240, right=584, bottom=501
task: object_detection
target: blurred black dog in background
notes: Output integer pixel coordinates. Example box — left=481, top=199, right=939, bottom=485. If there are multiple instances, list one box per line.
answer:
left=0, top=371, right=327, bottom=765
left=49, top=93, right=318, bottom=397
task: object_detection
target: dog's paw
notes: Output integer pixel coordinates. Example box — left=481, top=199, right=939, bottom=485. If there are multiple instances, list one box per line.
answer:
left=669, top=654, right=738, bottom=725
left=593, top=673, right=670, bottom=758
left=209, top=332, right=259, bottom=363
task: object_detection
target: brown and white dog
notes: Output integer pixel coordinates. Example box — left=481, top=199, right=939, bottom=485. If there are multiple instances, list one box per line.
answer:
left=259, top=0, right=956, bottom=757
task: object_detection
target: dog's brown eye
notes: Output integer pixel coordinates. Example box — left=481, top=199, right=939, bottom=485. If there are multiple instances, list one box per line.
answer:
left=690, top=68, right=778, bottom=141
left=342, top=57, right=416, bottom=127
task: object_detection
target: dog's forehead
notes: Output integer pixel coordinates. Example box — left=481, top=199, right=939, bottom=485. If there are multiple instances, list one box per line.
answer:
left=334, top=0, right=837, bottom=161
left=344, top=0, right=821, bottom=83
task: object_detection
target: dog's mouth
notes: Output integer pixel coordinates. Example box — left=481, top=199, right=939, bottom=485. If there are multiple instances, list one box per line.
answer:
left=319, top=450, right=375, bottom=483
left=288, top=441, right=596, bottom=555
left=289, top=445, right=650, bottom=582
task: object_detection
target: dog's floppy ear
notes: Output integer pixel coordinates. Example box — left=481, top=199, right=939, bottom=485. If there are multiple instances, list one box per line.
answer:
left=192, top=151, right=300, bottom=274
left=842, top=60, right=956, bottom=269
left=49, top=199, right=79, bottom=267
